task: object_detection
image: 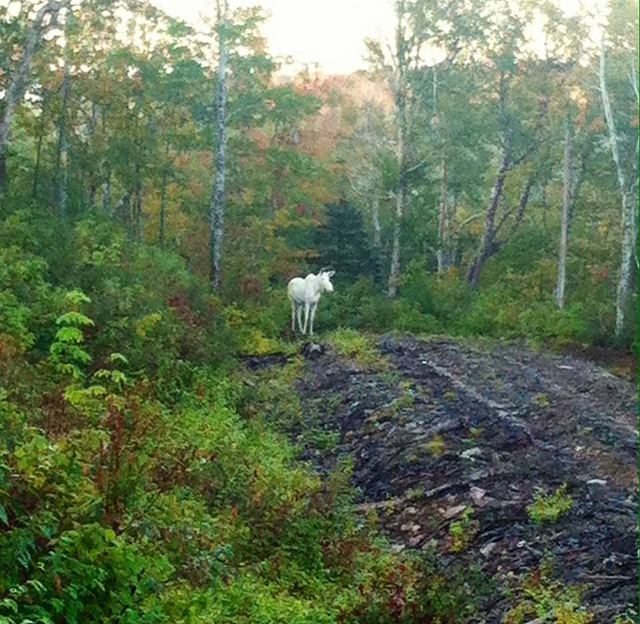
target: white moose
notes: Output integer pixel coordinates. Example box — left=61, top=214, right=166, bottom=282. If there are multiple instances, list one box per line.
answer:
left=287, top=268, right=336, bottom=336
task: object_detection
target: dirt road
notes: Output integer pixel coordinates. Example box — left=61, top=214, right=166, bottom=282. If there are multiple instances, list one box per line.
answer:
left=293, top=336, right=638, bottom=622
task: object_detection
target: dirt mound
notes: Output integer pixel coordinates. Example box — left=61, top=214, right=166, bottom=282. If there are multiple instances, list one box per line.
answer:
left=295, top=336, right=638, bottom=621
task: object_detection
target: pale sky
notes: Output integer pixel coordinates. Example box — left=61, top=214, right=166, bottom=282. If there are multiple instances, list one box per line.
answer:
left=153, top=0, right=392, bottom=74
left=153, top=0, right=604, bottom=75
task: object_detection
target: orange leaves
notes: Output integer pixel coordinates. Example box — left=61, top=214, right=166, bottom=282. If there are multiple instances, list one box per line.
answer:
left=589, top=264, right=610, bottom=281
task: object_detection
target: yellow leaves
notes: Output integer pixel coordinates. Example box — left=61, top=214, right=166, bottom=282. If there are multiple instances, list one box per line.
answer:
left=135, top=312, right=162, bottom=337
left=273, top=208, right=294, bottom=229
left=470, top=219, right=485, bottom=236
left=223, top=305, right=248, bottom=328
left=241, top=187, right=256, bottom=205
left=597, top=219, right=611, bottom=238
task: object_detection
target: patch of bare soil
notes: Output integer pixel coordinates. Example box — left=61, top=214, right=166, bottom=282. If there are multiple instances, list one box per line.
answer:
left=293, top=336, right=638, bottom=622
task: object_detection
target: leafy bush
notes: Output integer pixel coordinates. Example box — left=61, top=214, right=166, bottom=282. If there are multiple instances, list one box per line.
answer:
left=504, top=557, right=592, bottom=624
left=328, top=328, right=387, bottom=370
left=3, top=210, right=473, bottom=624
left=527, top=484, right=574, bottom=524
left=392, top=300, right=442, bottom=334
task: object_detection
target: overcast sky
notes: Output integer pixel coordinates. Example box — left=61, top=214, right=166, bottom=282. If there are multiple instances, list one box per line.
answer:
left=152, top=0, right=394, bottom=74
left=153, top=0, right=603, bottom=75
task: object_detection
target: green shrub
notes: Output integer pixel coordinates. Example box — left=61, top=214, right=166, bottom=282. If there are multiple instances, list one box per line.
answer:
left=504, top=557, right=592, bottom=624
left=328, top=328, right=387, bottom=370
left=527, top=484, right=573, bottom=524
left=392, top=300, right=442, bottom=334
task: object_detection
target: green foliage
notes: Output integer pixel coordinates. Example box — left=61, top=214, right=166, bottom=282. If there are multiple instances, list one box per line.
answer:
left=613, top=608, right=639, bottom=624
left=316, top=201, right=375, bottom=282
left=4, top=210, right=483, bottom=623
left=0, top=0, right=637, bottom=619
left=527, top=484, right=574, bottom=524
left=307, top=261, right=604, bottom=350
left=49, top=291, right=94, bottom=381
left=448, top=508, right=479, bottom=552
left=426, top=435, right=446, bottom=458
left=328, top=329, right=387, bottom=371
left=504, top=558, right=593, bottom=624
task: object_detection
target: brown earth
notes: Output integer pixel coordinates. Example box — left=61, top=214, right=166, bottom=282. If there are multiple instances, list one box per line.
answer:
left=248, top=336, right=639, bottom=622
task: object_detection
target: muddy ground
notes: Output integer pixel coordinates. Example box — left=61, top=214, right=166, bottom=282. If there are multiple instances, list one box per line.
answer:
left=249, top=336, right=638, bottom=622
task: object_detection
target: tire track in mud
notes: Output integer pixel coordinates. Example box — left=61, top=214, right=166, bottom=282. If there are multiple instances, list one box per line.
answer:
left=294, top=336, right=638, bottom=622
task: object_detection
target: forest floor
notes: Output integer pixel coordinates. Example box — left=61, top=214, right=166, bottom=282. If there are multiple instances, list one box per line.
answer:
left=245, top=335, right=638, bottom=622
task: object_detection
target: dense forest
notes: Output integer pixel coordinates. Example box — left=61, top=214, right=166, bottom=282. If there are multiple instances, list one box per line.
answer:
left=0, top=0, right=638, bottom=622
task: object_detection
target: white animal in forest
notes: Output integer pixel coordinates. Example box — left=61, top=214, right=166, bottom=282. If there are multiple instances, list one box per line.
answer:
left=287, top=268, right=336, bottom=336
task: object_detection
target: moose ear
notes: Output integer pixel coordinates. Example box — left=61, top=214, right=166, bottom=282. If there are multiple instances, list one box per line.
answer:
left=327, top=270, right=336, bottom=277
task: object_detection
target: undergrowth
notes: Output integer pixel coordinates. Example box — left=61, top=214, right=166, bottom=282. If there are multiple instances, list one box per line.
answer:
left=527, top=484, right=574, bottom=525
left=328, top=328, right=388, bottom=371
left=1, top=210, right=486, bottom=624
left=504, top=557, right=593, bottom=624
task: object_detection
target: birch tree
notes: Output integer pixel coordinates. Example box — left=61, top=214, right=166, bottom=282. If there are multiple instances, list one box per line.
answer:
left=0, top=1, right=62, bottom=190
left=346, top=98, right=394, bottom=262
left=599, top=39, right=634, bottom=335
left=387, top=0, right=410, bottom=298
left=554, top=112, right=572, bottom=308
left=210, top=0, right=229, bottom=293
left=55, top=12, right=73, bottom=218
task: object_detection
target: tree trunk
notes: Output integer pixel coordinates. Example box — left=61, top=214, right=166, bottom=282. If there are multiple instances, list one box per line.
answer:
left=87, top=100, right=99, bottom=210
left=132, top=152, right=143, bottom=240
left=449, top=192, right=459, bottom=268
left=159, top=170, right=168, bottom=244
left=437, top=158, right=449, bottom=273
left=116, top=190, right=132, bottom=226
left=55, top=61, right=71, bottom=218
left=508, top=175, right=534, bottom=237
left=555, top=113, right=572, bottom=309
left=133, top=180, right=143, bottom=241
left=209, top=0, right=229, bottom=293
left=466, top=140, right=511, bottom=288
left=32, top=91, right=49, bottom=199
left=371, top=193, right=381, bottom=248
left=388, top=0, right=408, bottom=298
left=600, top=40, right=633, bottom=336
left=630, top=55, right=639, bottom=270
left=0, top=1, right=60, bottom=190
left=103, top=171, right=112, bottom=215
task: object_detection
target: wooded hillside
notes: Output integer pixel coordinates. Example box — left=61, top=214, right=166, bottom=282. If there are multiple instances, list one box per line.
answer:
left=0, top=0, right=637, bottom=622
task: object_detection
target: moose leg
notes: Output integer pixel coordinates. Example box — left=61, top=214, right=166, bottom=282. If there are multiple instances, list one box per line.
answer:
left=296, top=304, right=305, bottom=334
left=290, top=299, right=296, bottom=332
left=302, top=302, right=311, bottom=335
left=309, top=303, right=318, bottom=336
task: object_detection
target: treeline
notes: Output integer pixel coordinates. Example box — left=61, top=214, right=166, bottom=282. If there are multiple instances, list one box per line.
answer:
left=344, top=0, right=638, bottom=346
left=0, top=1, right=638, bottom=620
left=0, top=0, right=637, bottom=350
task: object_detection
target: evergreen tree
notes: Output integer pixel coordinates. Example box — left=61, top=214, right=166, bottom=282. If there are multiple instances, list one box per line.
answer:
left=316, top=200, right=376, bottom=282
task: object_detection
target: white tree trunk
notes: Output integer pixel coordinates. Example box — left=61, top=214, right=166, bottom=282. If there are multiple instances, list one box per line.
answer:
left=56, top=61, right=71, bottom=217
left=599, top=40, right=633, bottom=336
left=210, top=0, right=229, bottom=293
left=630, top=55, right=639, bottom=270
left=0, top=1, right=61, bottom=189
left=388, top=0, right=408, bottom=298
left=437, top=158, right=449, bottom=273
left=555, top=114, right=572, bottom=308
left=371, top=193, right=382, bottom=248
